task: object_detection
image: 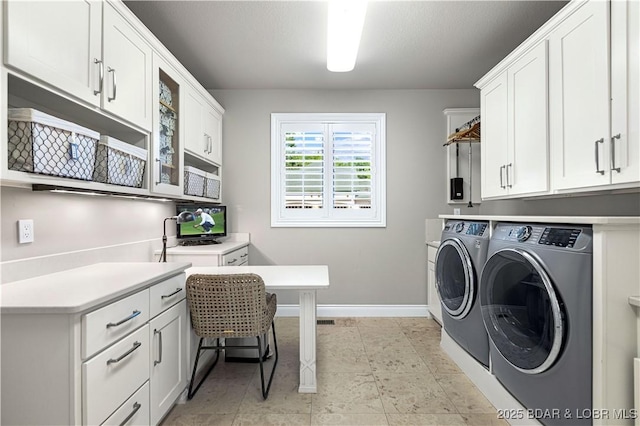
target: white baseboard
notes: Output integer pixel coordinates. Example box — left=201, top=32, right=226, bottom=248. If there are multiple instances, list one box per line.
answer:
left=275, top=304, right=429, bottom=317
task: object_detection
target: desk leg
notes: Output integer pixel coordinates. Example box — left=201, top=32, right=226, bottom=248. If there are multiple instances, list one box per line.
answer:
left=298, top=290, right=317, bottom=393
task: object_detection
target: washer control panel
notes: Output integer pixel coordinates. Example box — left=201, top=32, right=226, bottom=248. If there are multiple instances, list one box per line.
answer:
left=492, top=223, right=593, bottom=252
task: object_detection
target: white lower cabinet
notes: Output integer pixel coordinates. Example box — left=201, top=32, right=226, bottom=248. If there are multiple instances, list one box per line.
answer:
left=83, top=325, right=150, bottom=425
left=103, top=382, right=150, bottom=426
left=427, top=246, right=442, bottom=324
left=0, top=270, right=187, bottom=425
left=150, top=301, right=187, bottom=425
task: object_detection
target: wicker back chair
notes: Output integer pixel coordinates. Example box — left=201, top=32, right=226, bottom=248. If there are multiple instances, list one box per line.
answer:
left=186, top=273, right=278, bottom=399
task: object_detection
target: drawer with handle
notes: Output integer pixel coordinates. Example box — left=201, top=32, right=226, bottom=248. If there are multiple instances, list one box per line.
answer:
left=82, top=289, right=150, bottom=359
left=222, top=246, right=249, bottom=266
left=83, top=325, right=150, bottom=426
left=149, top=273, right=186, bottom=318
left=101, top=381, right=150, bottom=426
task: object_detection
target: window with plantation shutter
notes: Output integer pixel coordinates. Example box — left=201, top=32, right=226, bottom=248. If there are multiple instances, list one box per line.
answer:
left=271, top=113, right=386, bottom=227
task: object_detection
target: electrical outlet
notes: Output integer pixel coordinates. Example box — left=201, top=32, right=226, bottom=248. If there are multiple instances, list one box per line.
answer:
left=18, top=219, right=34, bottom=244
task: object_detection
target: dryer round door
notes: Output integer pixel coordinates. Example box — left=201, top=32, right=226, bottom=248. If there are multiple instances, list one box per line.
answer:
left=435, top=238, right=475, bottom=319
left=480, top=248, right=565, bottom=374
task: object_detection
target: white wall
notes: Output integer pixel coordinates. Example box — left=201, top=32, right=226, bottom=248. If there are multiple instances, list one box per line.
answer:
left=210, top=89, right=480, bottom=305
left=0, top=186, right=174, bottom=283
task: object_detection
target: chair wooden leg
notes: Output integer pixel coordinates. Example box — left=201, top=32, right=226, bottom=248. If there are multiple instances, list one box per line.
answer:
left=258, top=321, right=279, bottom=399
left=187, top=337, right=220, bottom=400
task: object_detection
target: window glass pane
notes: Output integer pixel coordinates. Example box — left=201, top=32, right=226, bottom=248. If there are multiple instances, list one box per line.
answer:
left=284, top=131, right=324, bottom=209
left=332, top=130, right=372, bottom=209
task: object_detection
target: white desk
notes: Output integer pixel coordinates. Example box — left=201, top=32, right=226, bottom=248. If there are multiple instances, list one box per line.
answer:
left=186, top=265, right=330, bottom=393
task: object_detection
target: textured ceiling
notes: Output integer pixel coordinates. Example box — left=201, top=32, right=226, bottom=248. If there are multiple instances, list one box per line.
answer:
left=125, top=0, right=568, bottom=90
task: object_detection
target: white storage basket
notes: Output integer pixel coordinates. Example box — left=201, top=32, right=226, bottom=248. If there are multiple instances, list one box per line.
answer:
left=184, top=166, right=206, bottom=197
left=93, top=136, right=147, bottom=188
left=7, top=108, right=99, bottom=180
left=204, top=172, right=221, bottom=200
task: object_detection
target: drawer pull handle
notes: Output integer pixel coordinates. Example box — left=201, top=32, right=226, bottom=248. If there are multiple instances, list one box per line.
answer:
left=107, top=341, right=141, bottom=365
left=161, top=288, right=183, bottom=299
left=228, top=259, right=237, bottom=264
left=240, top=253, right=248, bottom=258
left=154, top=329, right=163, bottom=366
left=106, top=310, right=141, bottom=329
left=119, top=402, right=141, bottom=426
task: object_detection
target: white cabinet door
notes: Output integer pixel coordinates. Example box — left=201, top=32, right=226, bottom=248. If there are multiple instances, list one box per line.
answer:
left=508, top=41, right=549, bottom=196
left=184, top=88, right=207, bottom=159
left=611, top=0, right=640, bottom=185
left=102, top=2, right=152, bottom=131
left=549, top=0, right=610, bottom=190
left=480, top=72, right=509, bottom=198
left=5, top=0, right=102, bottom=106
left=150, top=300, right=187, bottom=425
left=204, top=105, right=223, bottom=165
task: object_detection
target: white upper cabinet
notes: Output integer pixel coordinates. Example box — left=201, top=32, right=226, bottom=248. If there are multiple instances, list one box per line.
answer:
left=549, top=0, right=610, bottom=190
left=610, top=0, right=640, bottom=185
left=478, top=0, right=639, bottom=199
left=5, top=1, right=152, bottom=131
left=102, top=2, right=153, bottom=131
left=480, top=41, right=549, bottom=199
left=184, top=86, right=223, bottom=166
left=480, top=73, right=509, bottom=199
left=5, top=0, right=102, bottom=106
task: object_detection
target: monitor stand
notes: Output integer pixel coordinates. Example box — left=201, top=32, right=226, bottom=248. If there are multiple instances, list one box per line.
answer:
left=180, top=239, right=221, bottom=246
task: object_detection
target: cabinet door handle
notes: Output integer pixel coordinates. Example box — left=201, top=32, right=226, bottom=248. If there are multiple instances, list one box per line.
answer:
left=94, top=58, right=104, bottom=95
left=506, top=163, right=513, bottom=188
left=107, top=341, right=142, bottom=365
left=611, top=133, right=621, bottom=172
left=161, top=287, right=183, bottom=299
left=208, top=135, right=213, bottom=154
left=107, top=66, right=117, bottom=102
left=118, top=402, right=141, bottom=426
left=106, top=310, right=141, bottom=328
left=499, top=165, right=506, bottom=189
left=154, top=329, right=163, bottom=366
left=594, top=138, right=605, bottom=175
left=203, top=133, right=209, bottom=154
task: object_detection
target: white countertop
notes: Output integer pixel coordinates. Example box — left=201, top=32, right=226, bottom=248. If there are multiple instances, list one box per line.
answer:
left=157, top=240, right=249, bottom=256
left=439, top=215, right=640, bottom=225
left=426, top=240, right=441, bottom=248
left=630, top=296, right=640, bottom=307
left=187, top=265, right=330, bottom=290
left=0, top=262, right=191, bottom=314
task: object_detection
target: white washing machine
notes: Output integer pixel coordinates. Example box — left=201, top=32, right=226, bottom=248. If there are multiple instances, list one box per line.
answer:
left=435, top=219, right=490, bottom=368
left=481, top=222, right=593, bottom=426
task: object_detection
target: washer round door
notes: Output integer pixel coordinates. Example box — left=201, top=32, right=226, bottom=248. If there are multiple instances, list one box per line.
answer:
left=435, top=238, right=475, bottom=319
left=480, top=248, right=565, bottom=374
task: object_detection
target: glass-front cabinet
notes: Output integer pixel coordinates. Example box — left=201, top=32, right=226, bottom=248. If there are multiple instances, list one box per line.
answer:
left=151, top=53, right=184, bottom=197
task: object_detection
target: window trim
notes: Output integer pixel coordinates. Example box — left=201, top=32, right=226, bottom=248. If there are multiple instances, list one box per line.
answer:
left=271, top=112, right=386, bottom=227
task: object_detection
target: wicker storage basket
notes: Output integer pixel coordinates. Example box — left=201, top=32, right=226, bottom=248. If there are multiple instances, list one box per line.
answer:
left=7, top=108, right=99, bottom=180
left=184, top=166, right=206, bottom=197
left=204, top=172, right=221, bottom=200
left=93, top=136, right=147, bottom=188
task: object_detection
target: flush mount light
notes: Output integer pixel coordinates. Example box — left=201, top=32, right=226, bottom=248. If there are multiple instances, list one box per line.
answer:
left=327, top=0, right=368, bottom=72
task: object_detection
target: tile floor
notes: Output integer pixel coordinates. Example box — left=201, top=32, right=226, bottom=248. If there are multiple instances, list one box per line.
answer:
left=161, top=317, right=507, bottom=426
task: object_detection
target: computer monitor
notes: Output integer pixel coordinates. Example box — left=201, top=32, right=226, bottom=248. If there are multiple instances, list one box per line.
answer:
left=175, top=204, right=227, bottom=244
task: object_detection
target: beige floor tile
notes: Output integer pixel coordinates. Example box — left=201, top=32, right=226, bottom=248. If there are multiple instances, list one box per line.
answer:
left=311, top=413, right=389, bottom=425
left=459, top=413, right=510, bottom=425
left=319, top=317, right=358, bottom=327
left=240, top=370, right=312, bottom=414
left=402, top=326, right=443, bottom=345
left=413, top=343, right=463, bottom=374
left=386, top=413, right=467, bottom=425
left=311, top=372, right=385, bottom=414
left=434, top=373, right=497, bottom=414
left=161, top=411, right=236, bottom=426
left=356, top=317, right=402, bottom=328
left=181, top=374, right=252, bottom=415
left=366, top=346, right=430, bottom=374
left=374, top=371, right=457, bottom=415
left=232, top=413, right=311, bottom=426
left=395, top=317, right=440, bottom=329
left=359, top=326, right=414, bottom=351
left=317, top=345, right=371, bottom=373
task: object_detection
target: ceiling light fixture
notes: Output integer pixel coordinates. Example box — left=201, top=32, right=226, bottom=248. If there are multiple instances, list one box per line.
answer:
left=327, top=0, right=368, bottom=72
